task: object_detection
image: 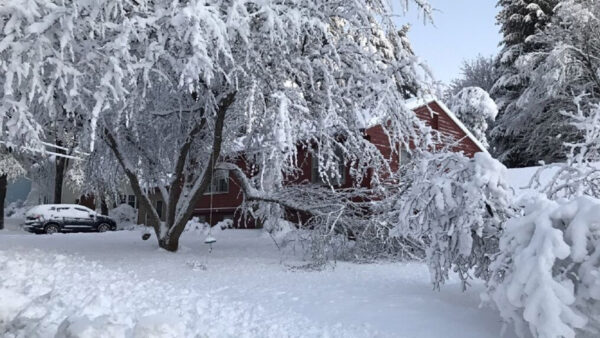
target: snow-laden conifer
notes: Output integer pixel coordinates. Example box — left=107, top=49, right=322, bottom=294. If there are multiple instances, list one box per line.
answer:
left=448, top=87, right=497, bottom=149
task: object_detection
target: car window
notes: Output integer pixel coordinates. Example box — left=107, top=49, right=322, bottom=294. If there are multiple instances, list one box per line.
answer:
left=53, top=207, right=71, bottom=217
left=70, top=207, right=91, bottom=218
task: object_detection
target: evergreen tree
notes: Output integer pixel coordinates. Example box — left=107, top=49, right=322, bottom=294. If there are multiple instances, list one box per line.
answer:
left=490, top=0, right=558, bottom=167
left=448, top=87, right=498, bottom=149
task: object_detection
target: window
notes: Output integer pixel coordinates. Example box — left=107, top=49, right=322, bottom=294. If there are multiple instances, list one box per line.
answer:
left=73, top=207, right=92, bottom=218
left=205, top=170, right=230, bottom=194
left=311, top=148, right=346, bottom=186
left=118, top=194, right=137, bottom=208
left=127, top=195, right=136, bottom=208
left=400, top=148, right=412, bottom=166
left=156, top=200, right=164, bottom=220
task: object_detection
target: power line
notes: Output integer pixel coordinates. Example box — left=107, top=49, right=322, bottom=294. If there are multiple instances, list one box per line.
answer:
left=0, top=141, right=87, bottom=161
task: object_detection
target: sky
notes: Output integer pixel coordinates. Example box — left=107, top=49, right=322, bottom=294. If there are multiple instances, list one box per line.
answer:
left=398, top=0, right=501, bottom=85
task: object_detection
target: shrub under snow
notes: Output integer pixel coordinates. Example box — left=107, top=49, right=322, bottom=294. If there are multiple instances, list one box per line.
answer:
left=487, top=194, right=600, bottom=338
left=108, top=204, right=137, bottom=230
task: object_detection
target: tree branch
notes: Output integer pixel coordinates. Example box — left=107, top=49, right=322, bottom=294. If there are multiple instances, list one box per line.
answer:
left=168, top=91, right=237, bottom=241
left=165, top=115, right=207, bottom=228
left=103, top=127, right=162, bottom=237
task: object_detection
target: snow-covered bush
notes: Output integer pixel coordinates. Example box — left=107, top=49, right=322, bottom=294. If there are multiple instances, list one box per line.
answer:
left=487, top=194, right=600, bottom=338
left=447, top=87, right=498, bottom=149
left=395, top=151, right=512, bottom=289
left=109, top=204, right=137, bottom=225
left=183, top=217, right=211, bottom=234
left=4, top=200, right=25, bottom=218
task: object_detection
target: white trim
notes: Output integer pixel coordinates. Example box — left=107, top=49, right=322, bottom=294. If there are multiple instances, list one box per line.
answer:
left=404, top=95, right=489, bottom=154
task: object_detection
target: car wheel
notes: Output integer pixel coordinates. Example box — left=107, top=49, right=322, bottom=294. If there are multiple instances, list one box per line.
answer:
left=97, top=223, right=110, bottom=233
left=45, top=224, right=60, bottom=235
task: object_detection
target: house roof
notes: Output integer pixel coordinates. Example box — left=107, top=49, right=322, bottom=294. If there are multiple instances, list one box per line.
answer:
left=404, top=95, right=489, bottom=154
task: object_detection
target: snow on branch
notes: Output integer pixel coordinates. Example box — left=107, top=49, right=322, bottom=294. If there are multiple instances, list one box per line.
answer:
left=488, top=194, right=600, bottom=338
left=394, top=151, right=512, bottom=289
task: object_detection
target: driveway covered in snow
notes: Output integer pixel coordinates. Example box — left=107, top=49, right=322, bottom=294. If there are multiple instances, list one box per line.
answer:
left=0, top=219, right=512, bottom=337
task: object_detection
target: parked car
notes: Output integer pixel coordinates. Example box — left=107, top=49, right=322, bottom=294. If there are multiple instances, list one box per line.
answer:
left=24, top=204, right=117, bottom=234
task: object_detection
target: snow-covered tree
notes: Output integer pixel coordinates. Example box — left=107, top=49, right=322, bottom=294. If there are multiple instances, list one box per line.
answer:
left=447, top=55, right=498, bottom=97
left=487, top=93, right=600, bottom=338
left=487, top=194, right=600, bottom=338
left=490, top=0, right=558, bottom=167
left=393, top=151, right=512, bottom=289
left=447, top=87, right=498, bottom=149
left=529, top=98, right=600, bottom=199
left=511, top=0, right=600, bottom=167
left=0, top=149, right=25, bottom=230
left=0, top=0, right=433, bottom=251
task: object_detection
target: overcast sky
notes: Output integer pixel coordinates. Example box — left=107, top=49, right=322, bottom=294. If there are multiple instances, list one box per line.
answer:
left=397, top=0, right=501, bottom=85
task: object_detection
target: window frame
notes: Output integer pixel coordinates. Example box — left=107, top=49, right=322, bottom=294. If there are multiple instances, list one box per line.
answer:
left=204, top=170, right=230, bottom=195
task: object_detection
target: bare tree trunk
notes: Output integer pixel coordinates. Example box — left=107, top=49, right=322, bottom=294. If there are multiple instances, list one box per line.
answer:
left=0, top=174, right=7, bottom=230
left=100, top=196, right=109, bottom=216
left=162, top=92, right=235, bottom=252
left=54, top=141, right=68, bottom=204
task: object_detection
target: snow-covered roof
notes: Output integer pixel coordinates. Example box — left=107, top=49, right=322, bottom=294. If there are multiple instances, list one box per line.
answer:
left=404, top=95, right=489, bottom=154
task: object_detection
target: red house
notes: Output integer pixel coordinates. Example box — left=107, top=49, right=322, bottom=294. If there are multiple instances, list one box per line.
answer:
left=180, top=97, right=487, bottom=228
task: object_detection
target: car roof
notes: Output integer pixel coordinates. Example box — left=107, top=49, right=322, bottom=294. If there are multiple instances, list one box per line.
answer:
left=31, top=204, right=91, bottom=210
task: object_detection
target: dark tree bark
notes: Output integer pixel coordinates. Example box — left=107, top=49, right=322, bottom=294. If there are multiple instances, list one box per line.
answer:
left=0, top=174, right=7, bottom=230
left=54, top=141, right=68, bottom=204
left=100, top=197, right=109, bottom=216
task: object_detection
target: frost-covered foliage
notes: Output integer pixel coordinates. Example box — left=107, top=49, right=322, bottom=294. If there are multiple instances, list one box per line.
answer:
left=447, top=87, right=498, bottom=149
left=447, top=55, right=498, bottom=97
left=0, top=0, right=433, bottom=251
left=0, top=151, right=24, bottom=229
left=492, top=0, right=600, bottom=167
left=503, top=0, right=600, bottom=167
left=491, top=0, right=559, bottom=167
left=0, top=152, right=24, bottom=181
left=487, top=194, right=600, bottom=338
left=393, top=151, right=512, bottom=289
left=530, top=99, right=600, bottom=199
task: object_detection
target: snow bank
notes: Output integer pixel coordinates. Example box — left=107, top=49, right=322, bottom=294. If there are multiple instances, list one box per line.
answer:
left=0, top=249, right=359, bottom=338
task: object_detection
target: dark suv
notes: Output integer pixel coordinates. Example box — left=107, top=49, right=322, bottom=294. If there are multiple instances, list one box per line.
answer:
left=24, top=204, right=117, bottom=234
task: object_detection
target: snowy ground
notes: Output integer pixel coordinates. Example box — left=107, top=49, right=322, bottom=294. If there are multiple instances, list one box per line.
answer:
left=0, top=218, right=512, bottom=338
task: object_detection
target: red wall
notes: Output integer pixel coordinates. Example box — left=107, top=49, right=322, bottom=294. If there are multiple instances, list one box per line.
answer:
left=414, top=102, right=482, bottom=157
